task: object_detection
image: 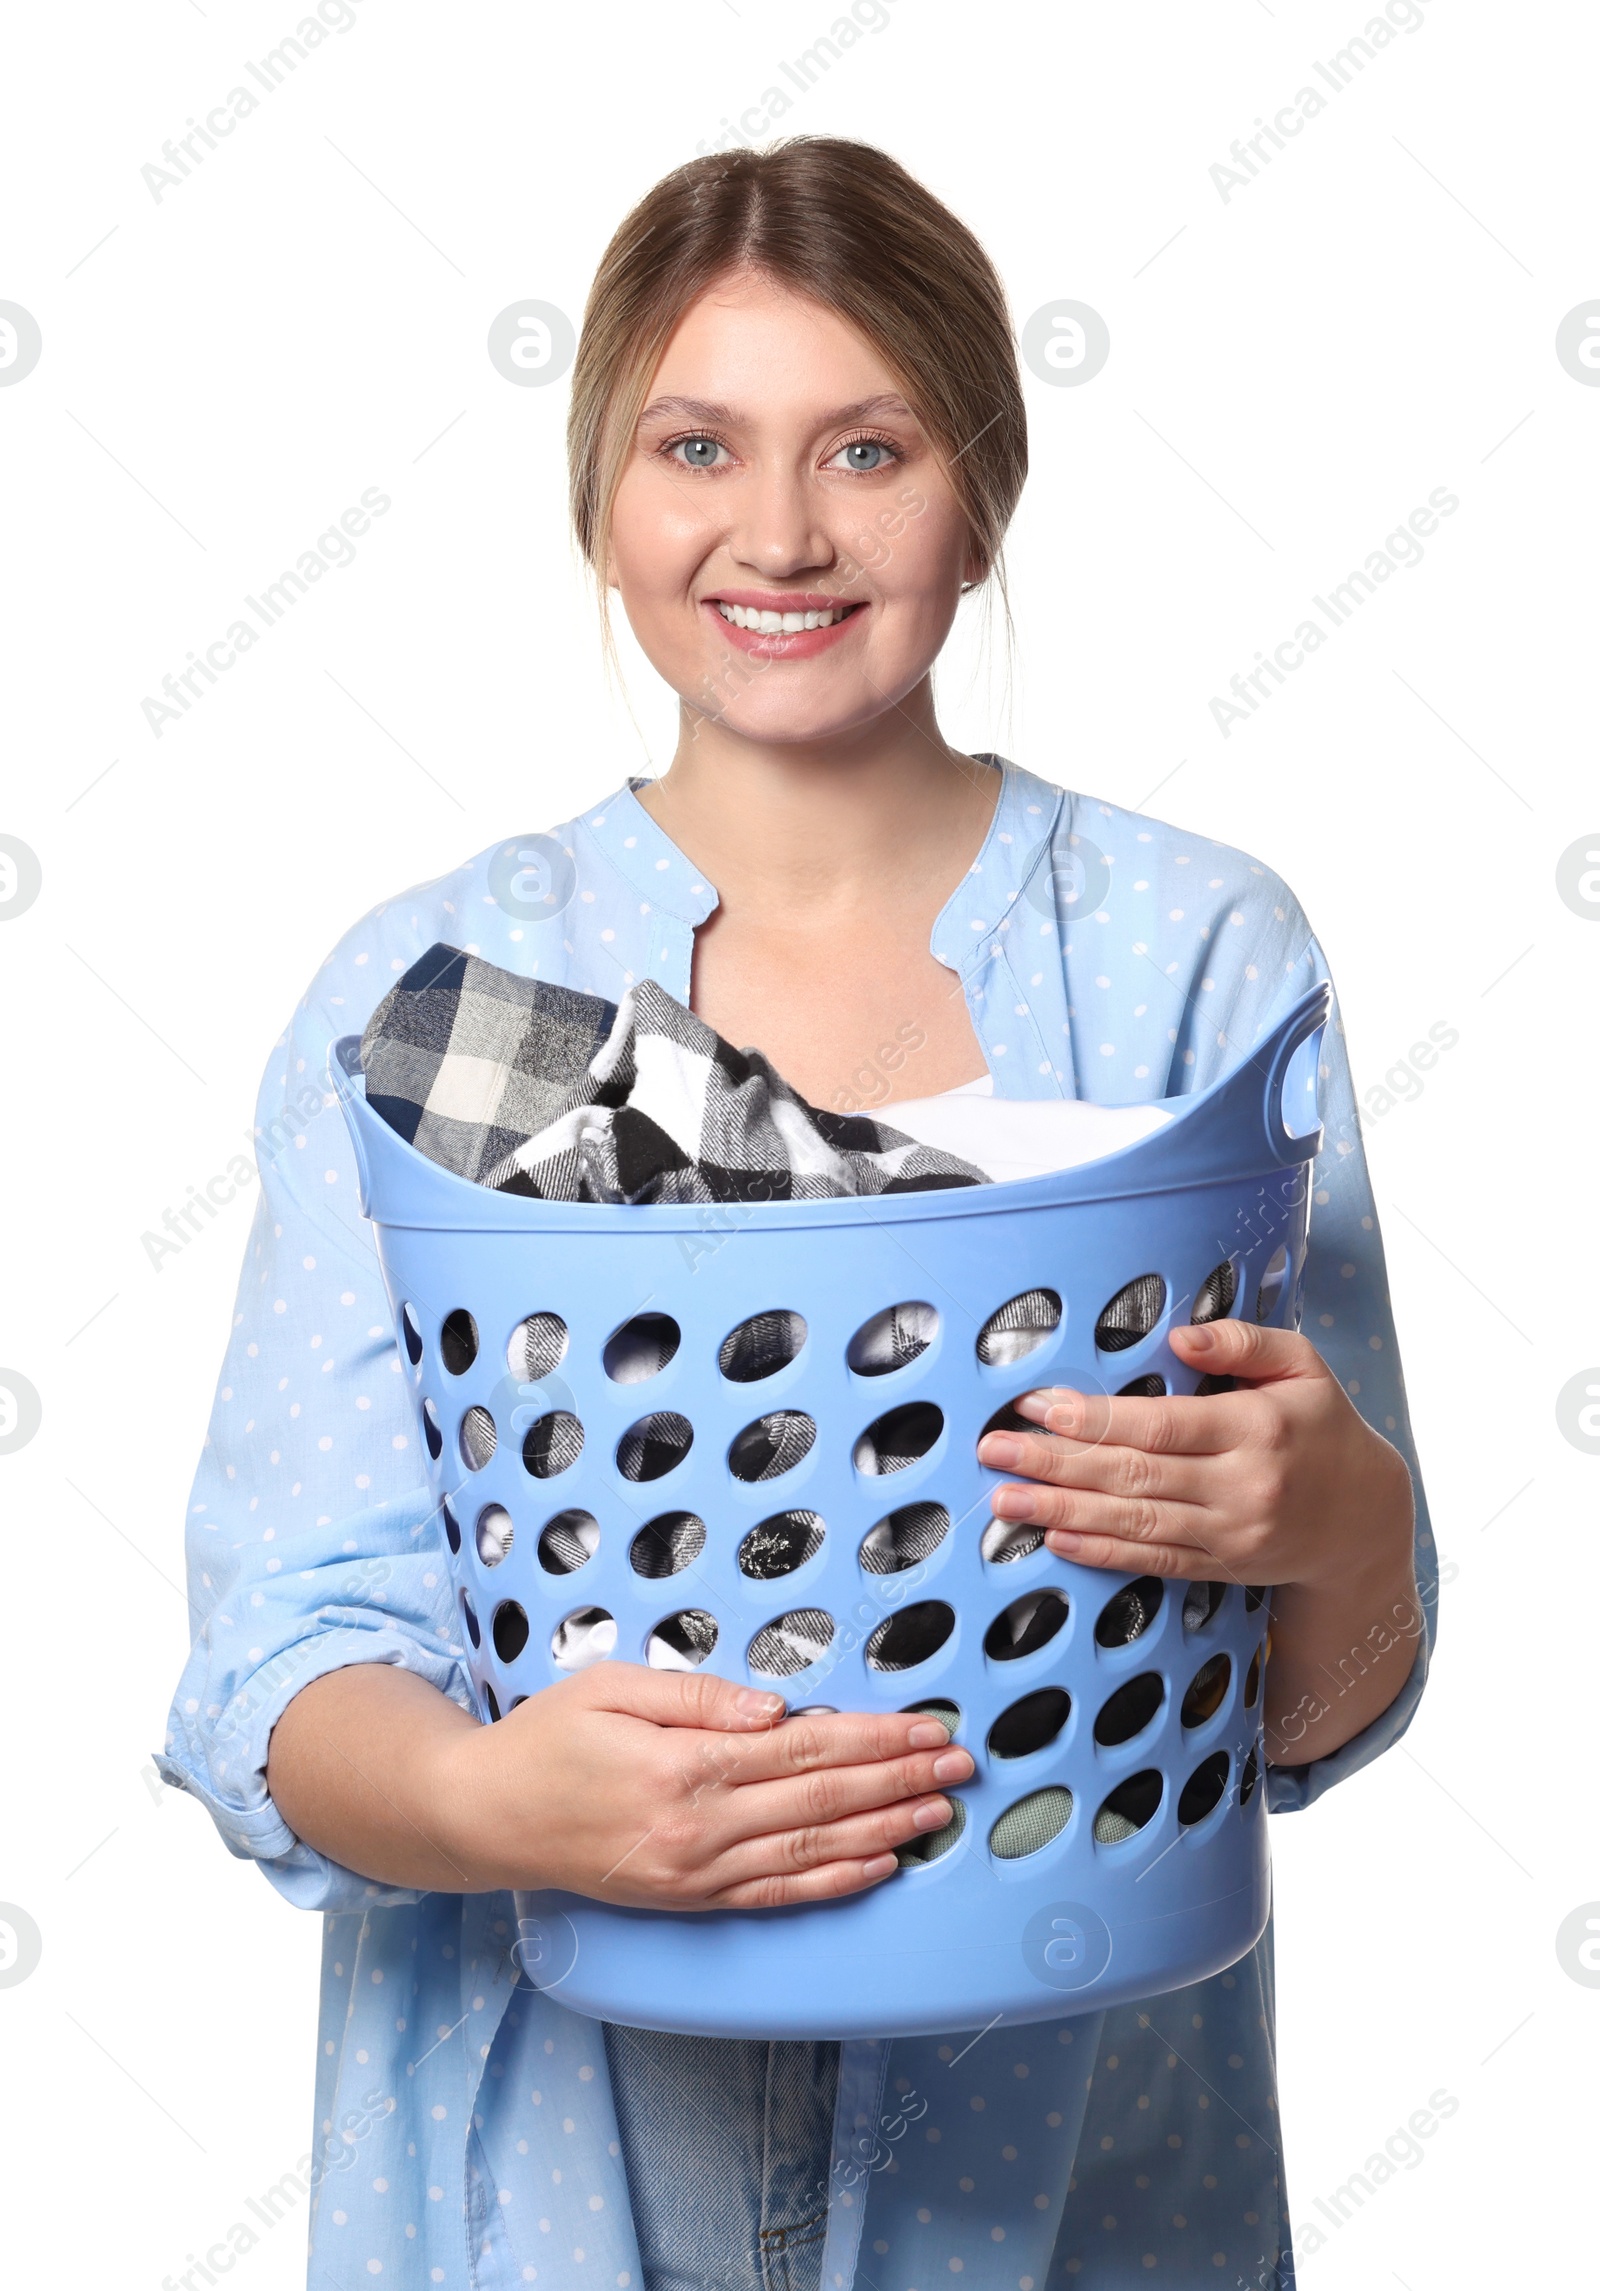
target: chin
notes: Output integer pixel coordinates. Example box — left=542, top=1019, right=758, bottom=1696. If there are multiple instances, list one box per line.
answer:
left=688, top=659, right=904, bottom=743
left=697, top=692, right=887, bottom=746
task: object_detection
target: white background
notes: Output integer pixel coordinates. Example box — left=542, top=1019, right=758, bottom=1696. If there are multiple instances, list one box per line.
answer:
left=1, top=1, right=1595, bottom=2283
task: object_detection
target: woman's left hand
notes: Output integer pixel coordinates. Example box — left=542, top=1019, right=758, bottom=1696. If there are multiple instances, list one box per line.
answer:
left=977, top=1317, right=1403, bottom=1594
left=976, top=1316, right=1424, bottom=1763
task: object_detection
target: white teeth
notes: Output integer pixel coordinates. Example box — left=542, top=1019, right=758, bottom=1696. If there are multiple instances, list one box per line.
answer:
left=715, top=601, right=850, bottom=632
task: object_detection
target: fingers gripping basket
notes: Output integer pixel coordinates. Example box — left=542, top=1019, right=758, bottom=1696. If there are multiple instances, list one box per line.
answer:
left=332, top=984, right=1328, bottom=2040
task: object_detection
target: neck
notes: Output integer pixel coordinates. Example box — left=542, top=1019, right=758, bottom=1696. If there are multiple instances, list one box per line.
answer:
left=635, top=678, right=999, bottom=912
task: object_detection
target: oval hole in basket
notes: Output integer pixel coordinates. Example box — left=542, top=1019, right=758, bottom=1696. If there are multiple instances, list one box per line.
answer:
left=853, top=1401, right=943, bottom=1478
left=984, top=1587, right=1069, bottom=1663
left=975, top=1289, right=1062, bottom=1368
left=646, top=1610, right=719, bottom=1670
left=980, top=1517, right=1044, bottom=1565
left=460, top=1590, right=480, bottom=1649
left=1195, top=1373, right=1238, bottom=1396
left=737, top=1511, right=824, bottom=1580
left=987, top=1686, right=1071, bottom=1761
left=728, top=1411, right=816, bottom=1484
left=421, top=1398, right=443, bottom=1461
left=1192, top=1260, right=1238, bottom=1324
left=987, top=1388, right=1052, bottom=1440
left=604, top=1312, right=681, bottom=1384
left=990, top=1786, right=1074, bottom=1861
left=492, top=1600, right=529, bottom=1664
left=507, top=1312, right=568, bottom=1381
left=1181, top=1653, right=1232, bottom=1728
left=522, top=1410, right=584, bottom=1478
left=440, top=1500, right=461, bottom=1555
left=1240, top=1742, right=1260, bottom=1804
left=859, top=1503, right=949, bottom=1576
left=1182, top=1582, right=1226, bottom=1633
left=719, top=1310, right=807, bottom=1383
left=1094, top=1576, right=1164, bottom=1649
left=538, top=1509, right=600, bottom=1575
left=1093, top=1769, right=1163, bottom=1843
left=458, top=1406, right=497, bottom=1471
left=1178, top=1749, right=1231, bottom=1827
left=1244, top=1645, right=1263, bottom=1709
left=551, top=1606, right=616, bottom=1671
left=747, top=1609, right=835, bottom=1678
left=1118, top=1373, right=1167, bottom=1398
left=483, top=1682, right=502, bottom=1723
left=629, top=1512, right=706, bottom=1579
left=897, top=1797, right=967, bottom=1869
left=400, top=1301, right=423, bottom=1366
left=1095, top=1274, right=1166, bottom=1354
left=902, top=1698, right=960, bottom=1738
left=865, top=1601, right=955, bottom=1673
left=475, top=1505, right=514, bottom=1567
left=1254, top=1245, right=1290, bottom=1324
left=440, top=1308, right=478, bottom=1375
left=847, top=1301, right=938, bottom=1378
left=1094, top=1672, right=1165, bottom=1747
left=1244, top=1584, right=1267, bottom=1613
left=617, top=1411, right=694, bottom=1483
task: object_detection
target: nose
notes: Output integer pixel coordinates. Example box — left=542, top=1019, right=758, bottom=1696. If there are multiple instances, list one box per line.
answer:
left=725, top=463, right=836, bottom=583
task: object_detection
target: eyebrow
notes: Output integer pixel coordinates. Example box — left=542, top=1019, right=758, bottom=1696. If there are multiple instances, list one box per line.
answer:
left=636, top=391, right=918, bottom=428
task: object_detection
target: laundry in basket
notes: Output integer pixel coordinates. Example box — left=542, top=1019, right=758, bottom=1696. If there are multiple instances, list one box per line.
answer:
left=331, top=970, right=1329, bottom=2039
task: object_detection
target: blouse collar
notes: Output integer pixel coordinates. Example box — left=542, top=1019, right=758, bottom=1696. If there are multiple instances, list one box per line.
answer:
left=578, top=783, right=721, bottom=929
left=587, top=757, right=1065, bottom=965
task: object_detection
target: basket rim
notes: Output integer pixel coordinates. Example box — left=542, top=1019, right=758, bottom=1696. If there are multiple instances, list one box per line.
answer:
left=329, top=982, right=1329, bottom=1235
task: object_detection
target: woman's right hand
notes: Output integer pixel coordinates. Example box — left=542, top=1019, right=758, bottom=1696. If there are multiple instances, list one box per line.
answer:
left=434, top=1662, right=975, bottom=1908
left=267, top=1659, right=973, bottom=1908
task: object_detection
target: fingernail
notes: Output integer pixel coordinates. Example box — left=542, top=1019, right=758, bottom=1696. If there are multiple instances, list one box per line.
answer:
left=735, top=1687, right=786, bottom=1718
left=1046, top=1529, right=1083, bottom=1553
left=907, top=1720, right=950, bottom=1748
left=991, top=1485, right=1037, bottom=1520
left=982, top=1432, right=1023, bottom=1467
left=932, top=1749, right=973, bottom=1782
left=863, top=1853, right=899, bottom=1878
left=1185, top=1323, right=1217, bottom=1353
left=914, top=1798, right=953, bottom=1830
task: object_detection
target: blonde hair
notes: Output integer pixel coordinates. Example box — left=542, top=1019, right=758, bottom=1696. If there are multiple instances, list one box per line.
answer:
left=567, top=138, right=1027, bottom=608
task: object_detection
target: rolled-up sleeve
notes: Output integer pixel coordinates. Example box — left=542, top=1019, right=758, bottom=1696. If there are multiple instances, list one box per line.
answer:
left=156, top=926, right=472, bottom=1911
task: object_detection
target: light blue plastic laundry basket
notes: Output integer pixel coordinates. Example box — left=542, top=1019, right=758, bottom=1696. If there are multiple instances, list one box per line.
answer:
left=331, top=982, right=1328, bottom=2040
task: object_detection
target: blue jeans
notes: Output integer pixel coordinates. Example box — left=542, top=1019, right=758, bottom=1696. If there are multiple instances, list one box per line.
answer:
left=602, top=2023, right=839, bottom=2291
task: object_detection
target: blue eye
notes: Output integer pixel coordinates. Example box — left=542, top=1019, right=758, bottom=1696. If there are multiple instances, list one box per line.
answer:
left=676, top=436, right=721, bottom=468
left=837, top=438, right=893, bottom=472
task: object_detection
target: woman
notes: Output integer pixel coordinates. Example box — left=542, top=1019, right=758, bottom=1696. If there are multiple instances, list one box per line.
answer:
left=160, top=138, right=1433, bottom=2290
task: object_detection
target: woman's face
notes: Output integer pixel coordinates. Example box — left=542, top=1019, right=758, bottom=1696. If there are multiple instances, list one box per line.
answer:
left=608, top=270, right=978, bottom=746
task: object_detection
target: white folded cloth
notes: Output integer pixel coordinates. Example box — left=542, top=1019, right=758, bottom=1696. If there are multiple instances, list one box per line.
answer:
left=881, top=1073, right=1171, bottom=1184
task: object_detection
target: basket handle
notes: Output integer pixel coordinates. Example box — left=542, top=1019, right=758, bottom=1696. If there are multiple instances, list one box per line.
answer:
left=1256, top=985, right=1329, bottom=1167
left=328, top=1035, right=374, bottom=1218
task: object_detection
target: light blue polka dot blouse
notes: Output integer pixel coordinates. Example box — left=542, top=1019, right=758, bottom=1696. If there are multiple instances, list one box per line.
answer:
left=157, top=759, right=1435, bottom=2289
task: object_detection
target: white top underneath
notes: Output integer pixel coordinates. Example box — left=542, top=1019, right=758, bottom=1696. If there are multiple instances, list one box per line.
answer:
left=885, top=1071, right=1172, bottom=1183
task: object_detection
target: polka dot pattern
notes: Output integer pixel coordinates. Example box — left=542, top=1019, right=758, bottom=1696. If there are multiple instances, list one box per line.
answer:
left=158, top=761, right=1432, bottom=2288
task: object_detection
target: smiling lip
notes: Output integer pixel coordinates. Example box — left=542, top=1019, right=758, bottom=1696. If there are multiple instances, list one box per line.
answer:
left=702, top=590, right=867, bottom=660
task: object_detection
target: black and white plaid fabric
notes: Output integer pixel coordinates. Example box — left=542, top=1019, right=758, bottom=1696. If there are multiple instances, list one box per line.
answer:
left=359, top=943, right=987, bottom=1204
